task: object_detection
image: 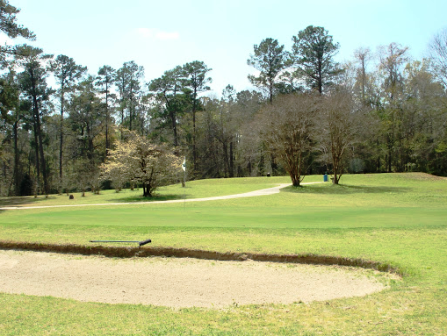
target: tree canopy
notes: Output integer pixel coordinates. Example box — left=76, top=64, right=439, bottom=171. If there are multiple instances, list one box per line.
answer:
left=1, top=4, right=447, bottom=197
left=292, top=25, right=342, bottom=94
left=100, top=132, right=182, bottom=197
left=0, top=0, right=34, bottom=40
left=247, top=38, right=288, bottom=103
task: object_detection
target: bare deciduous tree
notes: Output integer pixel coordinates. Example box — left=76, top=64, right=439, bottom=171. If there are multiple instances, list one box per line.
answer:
left=260, top=93, right=317, bottom=186
left=317, top=90, right=365, bottom=184
left=429, top=28, right=447, bottom=87
left=353, top=47, right=373, bottom=104
left=378, top=43, right=409, bottom=102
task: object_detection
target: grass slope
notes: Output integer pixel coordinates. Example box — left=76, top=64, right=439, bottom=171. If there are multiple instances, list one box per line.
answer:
left=0, top=173, right=447, bottom=335
left=0, top=176, right=311, bottom=208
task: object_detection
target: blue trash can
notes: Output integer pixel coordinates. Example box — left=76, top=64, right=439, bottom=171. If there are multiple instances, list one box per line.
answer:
left=324, top=173, right=328, bottom=182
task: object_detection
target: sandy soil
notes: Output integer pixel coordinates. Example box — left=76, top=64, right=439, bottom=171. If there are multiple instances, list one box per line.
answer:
left=0, top=250, right=388, bottom=308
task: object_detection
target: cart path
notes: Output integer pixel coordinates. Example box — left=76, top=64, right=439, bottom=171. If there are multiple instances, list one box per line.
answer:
left=0, top=250, right=388, bottom=309
left=0, top=182, right=322, bottom=210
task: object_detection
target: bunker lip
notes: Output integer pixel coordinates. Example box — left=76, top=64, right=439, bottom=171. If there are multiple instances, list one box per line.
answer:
left=0, top=240, right=403, bottom=276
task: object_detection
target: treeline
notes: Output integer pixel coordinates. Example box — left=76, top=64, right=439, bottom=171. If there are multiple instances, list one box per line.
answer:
left=0, top=1, right=447, bottom=196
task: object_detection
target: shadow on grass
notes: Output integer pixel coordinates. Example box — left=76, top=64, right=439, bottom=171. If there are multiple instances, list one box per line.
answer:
left=0, top=195, right=59, bottom=208
left=105, top=193, right=187, bottom=203
left=282, top=183, right=411, bottom=195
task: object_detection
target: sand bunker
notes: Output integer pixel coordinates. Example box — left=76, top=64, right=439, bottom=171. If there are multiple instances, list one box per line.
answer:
left=0, top=250, right=387, bottom=308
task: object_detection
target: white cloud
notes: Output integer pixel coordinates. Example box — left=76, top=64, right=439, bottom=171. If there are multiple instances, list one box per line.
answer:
left=136, top=28, right=179, bottom=41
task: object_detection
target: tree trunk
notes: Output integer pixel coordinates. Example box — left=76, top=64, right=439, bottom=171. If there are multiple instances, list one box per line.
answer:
left=290, top=173, right=300, bottom=187
left=361, top=59, right=366, bottom=103
left=332, top=163, right=340, bottom=184
left=332, top=168, right=339, bottom=184
left=223, top=142, right=229, bottom=177
left=332, top=152, right=340, bottom=185
left=192, top=87, right=198, bottom=176
left=13, top=120, right=20, bottom=196
left=387, top=139, right=392, bottom=172
left=30, top=70, right=49, bottom=195
left=87, top=122, right=94, bottom=161
left=129, top=86, right=133, bottom=131
left=229, top=141, right=234, bottom=178
left=32, top=114, right=40, bottom=194
left=120, top=106, right=124, bottom=140
left=318, top=59, right=323, bottom=94
left=170, top=108, right=178, bottom=147
left=105, top=90, right=109, bottom=156
left=59, top=85, right=64, bottom=181
left=35, top=107, right=48, bottom=194
left=143, top=182, right=152, bottom=197
left=270, top=153, right=277, bottom=176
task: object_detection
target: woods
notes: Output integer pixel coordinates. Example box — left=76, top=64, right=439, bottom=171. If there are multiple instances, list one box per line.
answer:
left=1, top=0, right=447, bottom=196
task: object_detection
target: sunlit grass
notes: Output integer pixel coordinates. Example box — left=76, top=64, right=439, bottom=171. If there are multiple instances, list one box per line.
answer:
left=0, top=175, right=320, bottom=208
left=0, top=172, right=447, bottom=335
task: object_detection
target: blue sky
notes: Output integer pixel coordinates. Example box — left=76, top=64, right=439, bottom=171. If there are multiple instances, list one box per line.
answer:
left=6, top=0, right=447, bottom=96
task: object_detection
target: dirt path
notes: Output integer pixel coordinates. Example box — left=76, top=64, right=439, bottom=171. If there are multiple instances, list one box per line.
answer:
left=0, top=250, right=387, bottom=309
left=0, top=182, right=321, bottom=210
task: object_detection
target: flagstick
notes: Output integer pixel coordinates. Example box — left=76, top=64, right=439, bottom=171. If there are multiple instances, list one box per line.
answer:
left=182, top=157, right=186, bottom=209
left=182, top=157, right=186, bottom=188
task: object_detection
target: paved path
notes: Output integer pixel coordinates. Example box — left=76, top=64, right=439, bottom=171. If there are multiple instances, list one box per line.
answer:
left=0, top=182, right=322, bottom=211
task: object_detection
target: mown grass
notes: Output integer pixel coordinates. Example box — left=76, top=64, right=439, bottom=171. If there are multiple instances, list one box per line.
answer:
left=0, top=175, right=313, bottom=208
left=0, top=172, right=447, bottom=335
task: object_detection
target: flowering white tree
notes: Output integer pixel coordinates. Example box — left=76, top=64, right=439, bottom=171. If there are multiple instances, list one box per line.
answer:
left=100, top=132, right=182, bottom=197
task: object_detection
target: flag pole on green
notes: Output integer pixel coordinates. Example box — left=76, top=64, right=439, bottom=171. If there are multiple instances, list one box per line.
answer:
left=182, top=157, right=186, bottom=187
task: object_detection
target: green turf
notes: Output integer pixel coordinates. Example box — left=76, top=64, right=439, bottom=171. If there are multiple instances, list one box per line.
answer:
left=0, top=172, right=447, bottom=335
left=0, top=175, right=312, bottom=208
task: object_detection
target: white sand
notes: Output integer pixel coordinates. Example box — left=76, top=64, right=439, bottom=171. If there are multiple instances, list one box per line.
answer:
left=0, top=250, right=387, bottom=308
